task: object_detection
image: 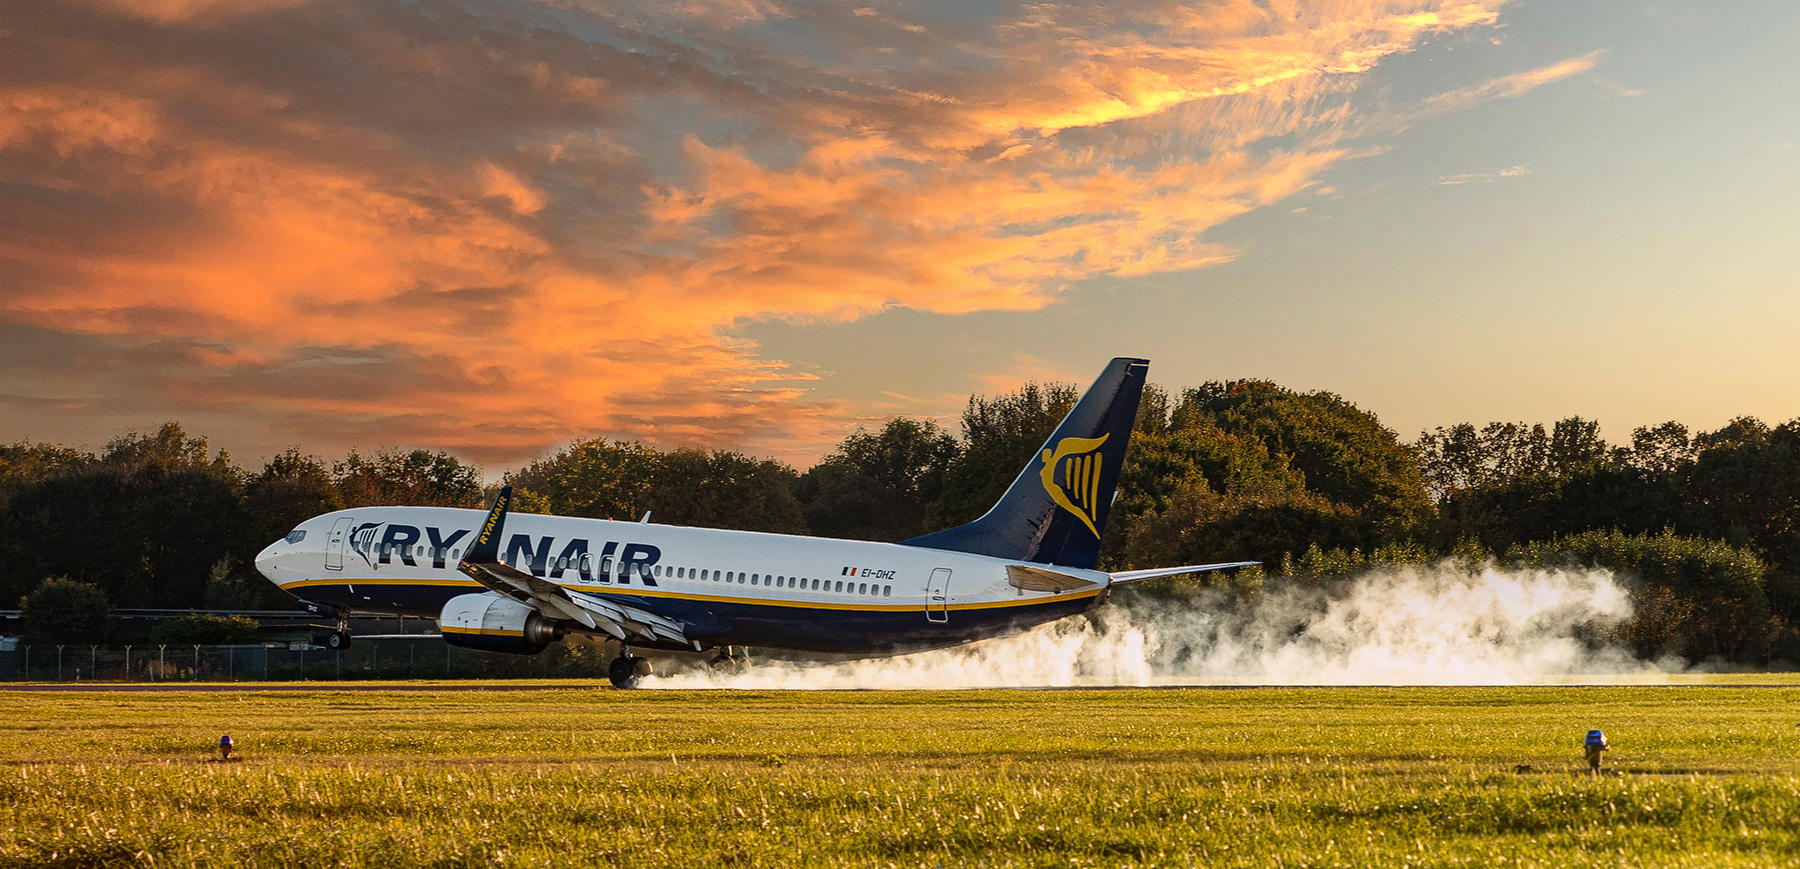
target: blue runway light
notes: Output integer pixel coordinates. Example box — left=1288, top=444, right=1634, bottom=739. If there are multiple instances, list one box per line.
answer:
left=220, top=734, right=234, bottom=760
left=1583, top=729, right=1607, bottom=772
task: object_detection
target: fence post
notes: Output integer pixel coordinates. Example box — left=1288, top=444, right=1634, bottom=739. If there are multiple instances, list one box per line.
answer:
left=157, top=645, right=166, bottom=682
left=57, top=645, right=64, bottom=682
left=228, top=646, right=234, bottom=681
left=193, top=645, right=201, bottom=681
left=91, top=645, right=98, bottom=681
left=23, top=646, right=28, bottom=682
left=124, top=646, right=131, bottom=681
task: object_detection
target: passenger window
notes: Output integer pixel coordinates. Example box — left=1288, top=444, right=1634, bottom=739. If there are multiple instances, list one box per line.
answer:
left=812, top=579, right=820, bottom=590
left=580, top=554, right=591, bottom=572
left=452, top=548, right=460, bottom=559
left=835, top=581, right=843, bottom=593
left=738, top=573, right=746, bottom=584
left=883, top=585, right=891, bottom=597
left=751, top=575, right=759, bottom=585
left=859, top=583, right=867, bottom=594
left=676, top=567, right=685, bottom=578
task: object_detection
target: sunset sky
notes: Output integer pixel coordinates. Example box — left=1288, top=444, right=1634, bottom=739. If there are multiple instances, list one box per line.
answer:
left=3, top=0, right=1796, bottom=471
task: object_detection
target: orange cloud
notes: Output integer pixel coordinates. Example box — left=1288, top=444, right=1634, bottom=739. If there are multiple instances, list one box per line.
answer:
left=1, top=0, right=1520, bottom=468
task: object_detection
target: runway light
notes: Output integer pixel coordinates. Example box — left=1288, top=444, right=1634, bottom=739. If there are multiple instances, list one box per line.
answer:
left=1584, top=729, right=1607, bottom=773
left=220, top=735, right=234, bottom=761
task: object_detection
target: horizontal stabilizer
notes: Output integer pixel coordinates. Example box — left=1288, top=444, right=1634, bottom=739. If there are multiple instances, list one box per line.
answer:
left=1108, top=562, right=1259, bottom=584
left=1006, top=564, right=1101, bottom=594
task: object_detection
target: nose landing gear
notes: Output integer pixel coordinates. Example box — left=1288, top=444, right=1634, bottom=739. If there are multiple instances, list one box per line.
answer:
left=325, top=615, right=353, bottom=650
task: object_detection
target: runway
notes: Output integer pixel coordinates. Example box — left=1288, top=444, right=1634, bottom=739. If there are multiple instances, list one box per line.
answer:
left=4, top=676, right=1796, bottom=692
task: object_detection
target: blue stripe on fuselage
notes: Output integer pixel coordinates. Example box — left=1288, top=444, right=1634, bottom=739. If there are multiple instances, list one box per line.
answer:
left=284, top=580, right=1101, bottom=655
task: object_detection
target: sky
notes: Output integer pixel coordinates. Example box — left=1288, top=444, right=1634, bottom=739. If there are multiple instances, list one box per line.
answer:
left=2, top=0, right=1796, bottom=472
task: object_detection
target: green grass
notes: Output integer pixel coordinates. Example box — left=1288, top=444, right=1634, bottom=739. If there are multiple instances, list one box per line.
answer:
left=1, top=686, right=1797, bottom=867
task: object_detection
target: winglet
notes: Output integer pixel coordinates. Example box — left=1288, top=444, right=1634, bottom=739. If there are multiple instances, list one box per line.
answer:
left=463, top=485, right=512, bottom=565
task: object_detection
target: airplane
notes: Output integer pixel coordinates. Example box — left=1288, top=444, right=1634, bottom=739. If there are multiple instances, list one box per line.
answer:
left=253, top=357, right=1256, bottom=687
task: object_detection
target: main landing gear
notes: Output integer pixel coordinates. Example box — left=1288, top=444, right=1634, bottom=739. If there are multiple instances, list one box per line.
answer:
left=325, top=615, right=353, bottom=650
left=608, top=649, right=652, bottom=689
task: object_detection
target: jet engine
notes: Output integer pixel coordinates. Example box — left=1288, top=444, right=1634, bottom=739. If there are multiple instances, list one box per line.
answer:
left=438, top=592, right=563, bottom=655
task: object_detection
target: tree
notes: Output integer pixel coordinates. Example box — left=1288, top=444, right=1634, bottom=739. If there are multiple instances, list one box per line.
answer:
left=796, top=418, right=959, bottom=541
left=929, top=381, right=1078, bottom=529
left=1629, top=422, right=1695, bottom=474
left=20, top=577, right=112, bottom=644
left=335, top=448, right=482, bottom=508
left=1547, top=416, right=1609, bottom=478
left=0, top=423, right=245, bottom=609
left=0, top=440, right=90, bottom=509
left=148, top=612, right=262, bottom=645
left=1173, top=380, right=1433, bottom=534
left=506, top=440, right=661, bottom=519
left=1511, top=531, right=1773, bottom=662
left=1120, top=478, right=1361, bottom=573
left=648, top=449, right=806, bottom=533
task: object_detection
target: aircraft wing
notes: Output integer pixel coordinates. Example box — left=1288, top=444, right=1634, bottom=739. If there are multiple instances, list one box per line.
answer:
left=457, top=487, right=688, bottom=646
left=1107, top=562, right=1260, bottom=584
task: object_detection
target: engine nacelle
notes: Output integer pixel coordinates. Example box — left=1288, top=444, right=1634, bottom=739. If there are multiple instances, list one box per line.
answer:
left=438, top=593, right=563, bottom=655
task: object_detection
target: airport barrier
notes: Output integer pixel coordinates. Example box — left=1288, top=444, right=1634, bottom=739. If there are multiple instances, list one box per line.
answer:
left=0, top=635, right=623, bottom=682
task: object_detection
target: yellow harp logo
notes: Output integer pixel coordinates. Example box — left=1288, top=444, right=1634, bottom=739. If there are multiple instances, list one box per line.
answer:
left=1038, top=433, right=1109, bottom=539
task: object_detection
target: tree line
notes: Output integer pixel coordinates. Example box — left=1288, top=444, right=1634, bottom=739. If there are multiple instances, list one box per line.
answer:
left=3, top=382, right=1794, bottom=663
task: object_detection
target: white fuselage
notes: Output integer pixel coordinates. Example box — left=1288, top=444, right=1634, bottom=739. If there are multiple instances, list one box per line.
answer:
left=256, top=506, right=1111, bottom=654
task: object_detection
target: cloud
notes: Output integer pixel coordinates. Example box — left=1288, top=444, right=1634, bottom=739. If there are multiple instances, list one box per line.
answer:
left=1423, top=50, right=1605, bottom=115
left=1437, top=165, right=1531, bottom=185
left=1, top=0, right=1521, bottom=468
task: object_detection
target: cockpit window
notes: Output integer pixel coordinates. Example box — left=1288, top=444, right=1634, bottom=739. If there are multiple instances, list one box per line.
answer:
left=285, top=529, right=307, bottom=544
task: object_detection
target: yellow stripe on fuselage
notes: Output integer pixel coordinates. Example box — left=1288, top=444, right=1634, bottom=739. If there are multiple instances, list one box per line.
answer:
left=280, top=576, right=1101, bottom=613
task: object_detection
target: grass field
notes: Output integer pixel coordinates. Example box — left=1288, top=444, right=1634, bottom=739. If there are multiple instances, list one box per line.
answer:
left=1, top=684, right=1797, bottom=867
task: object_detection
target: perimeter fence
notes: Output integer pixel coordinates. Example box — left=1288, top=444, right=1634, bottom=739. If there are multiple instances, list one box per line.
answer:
left=0, top=635, right=621, bottom=682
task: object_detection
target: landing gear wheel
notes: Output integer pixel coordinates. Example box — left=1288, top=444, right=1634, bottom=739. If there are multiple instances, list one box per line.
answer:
left=326, top=630, right=352, bottom=651
left=709, top=646, right=748, bottom=669
left=609, top=655, right=642, bottom=689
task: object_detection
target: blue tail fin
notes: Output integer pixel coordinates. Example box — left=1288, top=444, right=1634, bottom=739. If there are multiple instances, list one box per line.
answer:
left=900, top=357, right=1149, bottom=569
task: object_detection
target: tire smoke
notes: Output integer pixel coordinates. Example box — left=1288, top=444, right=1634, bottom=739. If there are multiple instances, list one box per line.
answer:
left=646, top=562, right=1671, bottom=689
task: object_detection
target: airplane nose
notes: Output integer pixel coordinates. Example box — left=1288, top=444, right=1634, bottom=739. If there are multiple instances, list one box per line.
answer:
left=255, top=540, right=282, bottom=580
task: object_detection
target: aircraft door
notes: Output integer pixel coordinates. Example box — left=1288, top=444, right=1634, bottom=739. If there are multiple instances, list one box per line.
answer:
left=324, top=517, right=352, bottom=571
left=926, top=568, right=951, bottom=623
